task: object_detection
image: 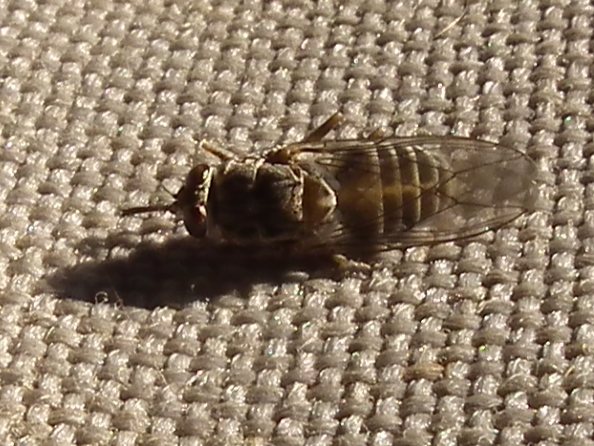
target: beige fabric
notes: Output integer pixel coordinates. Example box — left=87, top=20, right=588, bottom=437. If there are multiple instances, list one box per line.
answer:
left=0, top=0, right=584, bottom=444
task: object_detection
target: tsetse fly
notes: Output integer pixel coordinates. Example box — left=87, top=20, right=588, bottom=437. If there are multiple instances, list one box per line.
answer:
left=122, top=114, right=535, bottom=257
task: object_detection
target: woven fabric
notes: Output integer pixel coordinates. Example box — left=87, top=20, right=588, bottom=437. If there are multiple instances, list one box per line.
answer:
left=0, top=0, right=588, bottom=445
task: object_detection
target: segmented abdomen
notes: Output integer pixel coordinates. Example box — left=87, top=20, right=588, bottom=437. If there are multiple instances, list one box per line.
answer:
left=334, top=145, right=454, bottom=241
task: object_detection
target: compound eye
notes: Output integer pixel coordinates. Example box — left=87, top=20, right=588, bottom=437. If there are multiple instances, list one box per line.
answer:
left=179, top=164, right=212, bottom=238
left=183, top=206, right=207, bottom=238
left=186, top=164, right=211, bottom=189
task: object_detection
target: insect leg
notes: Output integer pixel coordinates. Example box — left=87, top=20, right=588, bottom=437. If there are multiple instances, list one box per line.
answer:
left=303, top=113, right=344, bottom=143
left=266, top=113, right=344, bottom=164
left=331, top=254, right=372, bottom=274
left=201, top=141, right=234, bottom=161
left=366, top=128, right=386, bottom=141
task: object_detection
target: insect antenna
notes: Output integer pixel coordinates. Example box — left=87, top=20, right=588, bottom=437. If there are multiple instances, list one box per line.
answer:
left=121, top=203, right=175, bottom=216
left=121, top=184, right=178, bottom=216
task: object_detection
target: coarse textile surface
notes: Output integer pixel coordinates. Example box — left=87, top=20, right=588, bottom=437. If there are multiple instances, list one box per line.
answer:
left=0, top=0, right=588, bottom=445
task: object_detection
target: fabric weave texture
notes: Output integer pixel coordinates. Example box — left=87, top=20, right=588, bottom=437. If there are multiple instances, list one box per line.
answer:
left=0, top=0, right=587, bottom=445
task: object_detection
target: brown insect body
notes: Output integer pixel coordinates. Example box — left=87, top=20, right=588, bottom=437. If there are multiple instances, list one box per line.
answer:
left=123, top=114, right=535, bottom=256
left=208, top=159, right=314, bottom=244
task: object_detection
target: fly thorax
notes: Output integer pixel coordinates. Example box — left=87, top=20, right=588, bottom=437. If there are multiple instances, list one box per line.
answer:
left=209, top=159, right=306, bottom=244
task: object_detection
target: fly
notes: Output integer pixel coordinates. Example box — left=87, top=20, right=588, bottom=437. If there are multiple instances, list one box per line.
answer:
left=122, top=114, right=536, bottom=257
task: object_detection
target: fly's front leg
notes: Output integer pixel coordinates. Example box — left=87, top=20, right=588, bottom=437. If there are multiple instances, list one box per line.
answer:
left=266, top=113, right=344, bottom=164
left=201, top=141, right=235, bottom=161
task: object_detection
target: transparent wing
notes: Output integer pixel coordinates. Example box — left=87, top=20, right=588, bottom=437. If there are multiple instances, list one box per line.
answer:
left=293, top=136, right=536, bottom=253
